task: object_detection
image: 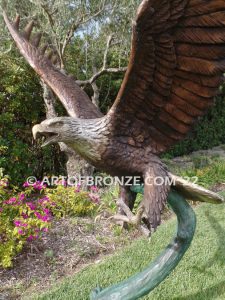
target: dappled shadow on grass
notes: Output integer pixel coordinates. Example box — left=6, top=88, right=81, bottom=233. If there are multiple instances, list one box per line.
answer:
left=172, top=280, right=225, bottom=300
left=173, top=210, right=225, bottom=300
left=195, top=212, right=225, bottom=272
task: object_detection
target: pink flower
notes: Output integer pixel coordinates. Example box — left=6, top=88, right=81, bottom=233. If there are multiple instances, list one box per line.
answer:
left=23, top=182, right=30, bottom=188
left=42, top=215, right=51, bottom=222
left=0, top=207, right=3, bottom=213
left=14, top=220, right=21, bottom=227
left=34, top=212, right=42, bottom=220
left=19, top=193, right=26, bottom=201
left=27, top=235, right=35, bottom=242
left=90, top=186, right=98, bottom=192
left=27, top=202, right=36, bottom=210
left=38, top=196, right=50, bottom=206
left=18, top=229, right=24, bottom=235
left=5, top=197, right=17, bottom=205
left=21, top=223, right=28, bottom=227
left=32, top=181, right=46, bottom=191
left=42, top=227, right=48, bottom=232
left=21, top=212, right=28, bottom=219
left=35, top=186, right=42, bottom=191
left=43, top=208, right=50, bottom=214
left=89, top=193, right=100, bottom=204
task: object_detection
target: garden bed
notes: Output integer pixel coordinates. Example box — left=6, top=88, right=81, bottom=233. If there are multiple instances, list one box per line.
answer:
left=0, top=216, right=141, bottom=299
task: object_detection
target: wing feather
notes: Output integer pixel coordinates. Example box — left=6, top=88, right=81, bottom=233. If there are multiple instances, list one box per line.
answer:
left=179, top=11, right=225, bottom=27
left=185, top=0, right=225, bottom=16
left=143, top=164, right=170, bottom=230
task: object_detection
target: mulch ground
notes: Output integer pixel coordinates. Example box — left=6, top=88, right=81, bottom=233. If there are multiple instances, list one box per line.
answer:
left=0, top=216, right=141, bottom=300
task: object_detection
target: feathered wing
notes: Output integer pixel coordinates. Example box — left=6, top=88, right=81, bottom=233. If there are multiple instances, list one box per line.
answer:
left=109, top=0, right=225, bottom=154
left=3, top=12, right=102, bottom=119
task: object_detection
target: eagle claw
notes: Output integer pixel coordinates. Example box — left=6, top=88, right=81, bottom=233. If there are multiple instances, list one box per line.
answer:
left=113, top=199, right=150, bottom=236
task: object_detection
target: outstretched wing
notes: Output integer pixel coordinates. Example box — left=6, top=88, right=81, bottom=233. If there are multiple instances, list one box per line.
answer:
left=3, top=12, right=102, bottom=119
left=109, top=0, right=225, bottom=154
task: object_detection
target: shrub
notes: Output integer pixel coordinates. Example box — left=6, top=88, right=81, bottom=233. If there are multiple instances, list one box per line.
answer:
left=0, top=179, right=52, bottom=267
left=178, top=158, right=225, bottom=189
left=0, top=175, right=100, bottom=268
left=46, top=184, right=100, bottom=218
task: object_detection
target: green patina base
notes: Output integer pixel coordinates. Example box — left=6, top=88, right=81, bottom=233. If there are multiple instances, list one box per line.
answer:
left=90, top=188, right=196, bottom=300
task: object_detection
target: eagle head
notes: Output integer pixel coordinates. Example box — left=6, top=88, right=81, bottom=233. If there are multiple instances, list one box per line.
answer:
left=32, top=117, right=80, bottom=147
left=32, top=117, right=108, bottom=162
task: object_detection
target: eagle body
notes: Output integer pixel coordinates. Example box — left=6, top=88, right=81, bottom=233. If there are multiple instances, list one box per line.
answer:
left=39, top=116, right=164, bottom=178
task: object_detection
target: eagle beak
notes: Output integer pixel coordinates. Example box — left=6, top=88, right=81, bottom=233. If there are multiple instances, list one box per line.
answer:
left=32, top=124, right=60, bottom=147
left=32, top=124, right=44, bottom=140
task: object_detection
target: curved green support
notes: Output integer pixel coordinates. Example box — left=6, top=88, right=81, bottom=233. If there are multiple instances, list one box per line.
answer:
left=90, top=189, right=196, bottom=300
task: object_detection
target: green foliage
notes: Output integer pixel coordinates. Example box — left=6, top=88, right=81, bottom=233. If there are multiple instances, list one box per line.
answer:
left=99, top=185, right=118, bottom=213
left=180, top=158, right=225, bottom=189
left=0, top=54, right=66, bottom=184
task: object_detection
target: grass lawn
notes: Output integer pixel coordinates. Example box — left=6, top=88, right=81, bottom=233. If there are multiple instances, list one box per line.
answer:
left=31, top=202, right=225, bottom=300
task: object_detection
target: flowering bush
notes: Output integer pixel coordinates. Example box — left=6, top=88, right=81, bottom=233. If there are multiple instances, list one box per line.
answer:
left=46, top=184, right=100, bottom=218
left=0, top=175, right=100, bottom=268
left=0, top=180, right=52, bottom=267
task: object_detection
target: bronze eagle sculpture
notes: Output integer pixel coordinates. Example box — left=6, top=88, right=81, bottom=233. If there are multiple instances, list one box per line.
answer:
left=3, top=0, right=225, bottom=298
left=4, top=0, right=225, bottom=231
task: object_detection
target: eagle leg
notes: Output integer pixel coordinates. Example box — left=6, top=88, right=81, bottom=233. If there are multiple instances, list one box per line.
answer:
left=113, top=199, right=150, bottom=236
left=114, top=185, right=137, bottom=229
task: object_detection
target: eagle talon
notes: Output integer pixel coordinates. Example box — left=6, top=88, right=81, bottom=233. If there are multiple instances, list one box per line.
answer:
left=114, top=199, right=150, bottom=236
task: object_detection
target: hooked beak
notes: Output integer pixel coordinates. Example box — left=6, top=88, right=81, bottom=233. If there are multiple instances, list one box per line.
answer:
left=32, top=124, right=59, bottom=147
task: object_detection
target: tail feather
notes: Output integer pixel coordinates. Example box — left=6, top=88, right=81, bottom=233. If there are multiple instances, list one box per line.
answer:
left=169, top=173, right=224, bottom=204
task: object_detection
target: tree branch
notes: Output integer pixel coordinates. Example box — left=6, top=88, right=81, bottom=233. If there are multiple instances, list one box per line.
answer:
left=61, top=0, right=107, bottom=56
left=76, top=33, right=127, bottom=87
left=76, top=67, right=127, bottom=87
left=103, top=34, right=113, bottom=69
left=61, top=21, right=78, bottom=57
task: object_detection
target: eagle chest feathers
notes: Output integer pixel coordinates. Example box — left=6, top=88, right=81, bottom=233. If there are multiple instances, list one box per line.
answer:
left=69, top=117, right=151, bottom=176
left=67, top=117, right=111, bottom=164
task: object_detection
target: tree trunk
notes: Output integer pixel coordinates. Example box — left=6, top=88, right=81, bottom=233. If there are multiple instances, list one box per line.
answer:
left=91, top=66, right=100, bottom=108
left=40, top=81, right=94, bottom=186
